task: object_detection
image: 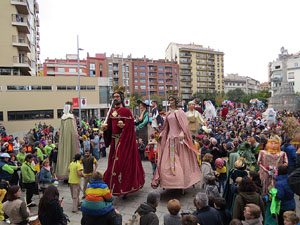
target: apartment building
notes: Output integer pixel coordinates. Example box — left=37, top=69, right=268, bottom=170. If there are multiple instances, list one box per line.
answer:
left=269, top=51, right=300, bottom=96
left=224, top=73, right=260, bottom=94
left=0, top=76, right=110, bottom=134
left=105, top=54, right=132, bottom=96
left=0, top=0, right=40, bottom=76
left=43, top=54, right=87, bottom=76
left=132, top=58, right=179, bottom=98
left=165, top=43, right=224, bottom=100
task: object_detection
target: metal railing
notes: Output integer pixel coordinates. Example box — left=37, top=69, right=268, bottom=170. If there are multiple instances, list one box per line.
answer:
left=11, top=14, right=30, bottom=28
left=12, top=35, right=30, bottom=47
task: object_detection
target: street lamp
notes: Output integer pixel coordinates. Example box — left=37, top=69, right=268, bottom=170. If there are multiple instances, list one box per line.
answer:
left=77, top=35, right=84, bottom=126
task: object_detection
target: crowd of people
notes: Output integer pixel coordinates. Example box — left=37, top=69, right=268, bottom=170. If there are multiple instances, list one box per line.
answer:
left=1, top=88, right=300, bottom=225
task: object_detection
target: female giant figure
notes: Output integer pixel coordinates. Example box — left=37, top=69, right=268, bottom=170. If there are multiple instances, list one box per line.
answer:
left=151, top=94, right=201, bottom=190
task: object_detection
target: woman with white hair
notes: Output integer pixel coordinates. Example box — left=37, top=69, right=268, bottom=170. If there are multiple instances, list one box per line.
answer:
left=192, top=192, right=223, bottom=225
left=186, top=101, right=205, bottom=137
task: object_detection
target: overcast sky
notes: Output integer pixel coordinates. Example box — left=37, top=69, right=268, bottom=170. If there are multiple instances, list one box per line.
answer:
left=39, top=0, right=300, bottom=82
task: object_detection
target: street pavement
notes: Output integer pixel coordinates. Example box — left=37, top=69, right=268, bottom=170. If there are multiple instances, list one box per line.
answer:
left=1, top=155, right=300, bottom=225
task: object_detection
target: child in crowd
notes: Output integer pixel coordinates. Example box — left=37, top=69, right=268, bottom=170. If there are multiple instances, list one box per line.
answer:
left=163, top=199, right=181, bottom=225
left=146, top=135, right=158, bottom=174
left=215, top=158, right=227, bottom=193
left=214, top=197, right=232, bottom=225
left=182, top=215, right=199, bottom=225
left=205, top=177, right=220, bottom=197
left=283, top=211, right=300, bottom=225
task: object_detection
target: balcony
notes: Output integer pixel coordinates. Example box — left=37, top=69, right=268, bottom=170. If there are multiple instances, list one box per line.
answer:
left=182, top=94, right=192, bottom=99
left=207, top=66, right=215, bottom=71
left=13, top=55, right=31, bottom=74
left=11, top=0, right=29, bottom=14
left=180, top=71, right=192, bottom=76
left=113, top=67, right=118, bottom=71
left=180, top=65, right=192, bottom=69
left=35, top=1, right=39, bottom=13
left=180, top=52, right=192, bottom=57
left=181, top=89, right=193, bottom=94
left=36, top=17, right=40, bottom=27
left=181, top=77, right=192, bottom=82
left=12, top=14, right=30, bottom=34
left=180, top=59, right=192, bottom=64
left=271, top=77, right=282, bottom=82
left=12, top=35, right=30, bottom=52
left=207, top=60, right=214, bottom=65
left=180, top=82, right=192, bottom=87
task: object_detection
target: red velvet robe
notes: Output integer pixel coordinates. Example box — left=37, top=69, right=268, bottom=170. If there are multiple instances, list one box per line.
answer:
left=103, top=107, right=145, bottom=196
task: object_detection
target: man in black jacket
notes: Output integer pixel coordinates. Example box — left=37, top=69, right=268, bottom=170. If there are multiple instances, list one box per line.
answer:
left=135, top=191, right=160, bottom=225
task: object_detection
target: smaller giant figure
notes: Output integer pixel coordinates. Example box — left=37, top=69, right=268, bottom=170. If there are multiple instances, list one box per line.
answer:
left=264, top=108, right=276, bottom=127
left=204, top=100, right=216, bottom=120
left=56, top=102, right=80, bottom=179
left=186, top=101, right=204, bottom=137
left=135, top=100, right=149, bottom=146
left=258, top=139, right=288, bottom=196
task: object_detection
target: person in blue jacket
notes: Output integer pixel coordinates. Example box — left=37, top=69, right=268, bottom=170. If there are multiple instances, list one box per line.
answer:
left=281, top=138, right=296, bottom=174
left=275, top=164, right=296, bottom=225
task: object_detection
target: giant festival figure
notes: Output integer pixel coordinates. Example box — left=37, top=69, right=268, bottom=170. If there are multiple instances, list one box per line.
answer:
left=258, top=139, right=288, bottom=196
left=151, top=91, right=201, bottom=191
left=101, top=86, right=145, bottom=196
left=56, top=101, right=80, bottom=179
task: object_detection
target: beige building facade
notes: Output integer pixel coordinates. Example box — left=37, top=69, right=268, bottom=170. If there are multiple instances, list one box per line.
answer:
left=0, top=76, right=110, bottom=134
left=224, top=73, right=260, bottom=94
left=0, top=0, right=40, bottom=76
left=165, top=43, right=224, bottom=100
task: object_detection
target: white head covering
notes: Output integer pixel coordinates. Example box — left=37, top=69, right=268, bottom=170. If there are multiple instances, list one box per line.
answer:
left=63, top=104, right=71, bottom=115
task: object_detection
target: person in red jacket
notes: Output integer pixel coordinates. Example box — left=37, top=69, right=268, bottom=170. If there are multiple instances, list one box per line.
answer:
left=221, top=106, right=229, bottom=119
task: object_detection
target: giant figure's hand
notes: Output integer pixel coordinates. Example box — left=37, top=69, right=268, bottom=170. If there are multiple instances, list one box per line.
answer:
left=100, top=124, right=108, bottom=131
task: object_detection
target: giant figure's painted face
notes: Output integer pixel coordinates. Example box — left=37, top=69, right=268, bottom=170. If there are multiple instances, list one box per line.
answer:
left=265, top=140, right=280, bottom=153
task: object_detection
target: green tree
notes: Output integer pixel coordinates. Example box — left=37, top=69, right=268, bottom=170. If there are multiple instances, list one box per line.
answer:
left=256, top=89, right=271, bottom=104
left=193, top=90, right=217, bottom=104
left=227, top=88, right=246, bottom=103
left=215, top=91, right=227, bottom=106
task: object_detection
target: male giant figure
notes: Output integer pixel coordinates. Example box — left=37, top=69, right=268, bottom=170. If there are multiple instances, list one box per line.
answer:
left=101, top=86, right=145, bottom=196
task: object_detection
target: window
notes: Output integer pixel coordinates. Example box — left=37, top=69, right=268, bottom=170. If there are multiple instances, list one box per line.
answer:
left=159, top=85, right=164, bottom=90
left=288, top=72, right=295, bottom=79
left=7, top=85, right=30, bottom=91
left=99, top=86, right=109, bottom=104
left=108, top=64, right=112, bottom=71
left=139, top=65, right=146, bottom=70
left=0, top=112, right=3, bottom=121
left=99, top=64, right=103, bottom=77
left=174, top=68, right=177, bottom=72
left=141, top=91, right=147, bottom=96
left=159, top=79, right=164, bottom=83
left=69, top=68, right=76, bottom=73
left=67, top=86, right=76, bottom=90
left=80, top=85, right=96, bottom=90
left=159, top=73, right=164, bottom=77
left=8, top=110, right=54, bottom=121
left=135, top=85, right=138, bottom=89
left=134, top=71, right=138, bottom=76
left=31, top=85, right=52, bottom=91
left=140, top=78, right=146, bottom=83
left=295, top=63, right=299, bottom=67
left=140, top=72, right=146, bottom=76
left=158, top=66, right=164, bottom=71
left=134, top=78, right=138, bottom=83
left=275, top=65, right=280, bottom=69
left=134, top=64, right=138, bottom=70
left=57, top=68, right=65, bottom=72
left=159, top=91, right=164, bottom=96
left=140, top=85, right=146, bottom=89
left=89, top=63, right=96, bottom=76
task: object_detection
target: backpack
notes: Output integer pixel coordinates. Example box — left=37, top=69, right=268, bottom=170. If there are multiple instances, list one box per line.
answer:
left=288, top=168, right=300, bottom=196
left=125, top=212, right=140, bottom=225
